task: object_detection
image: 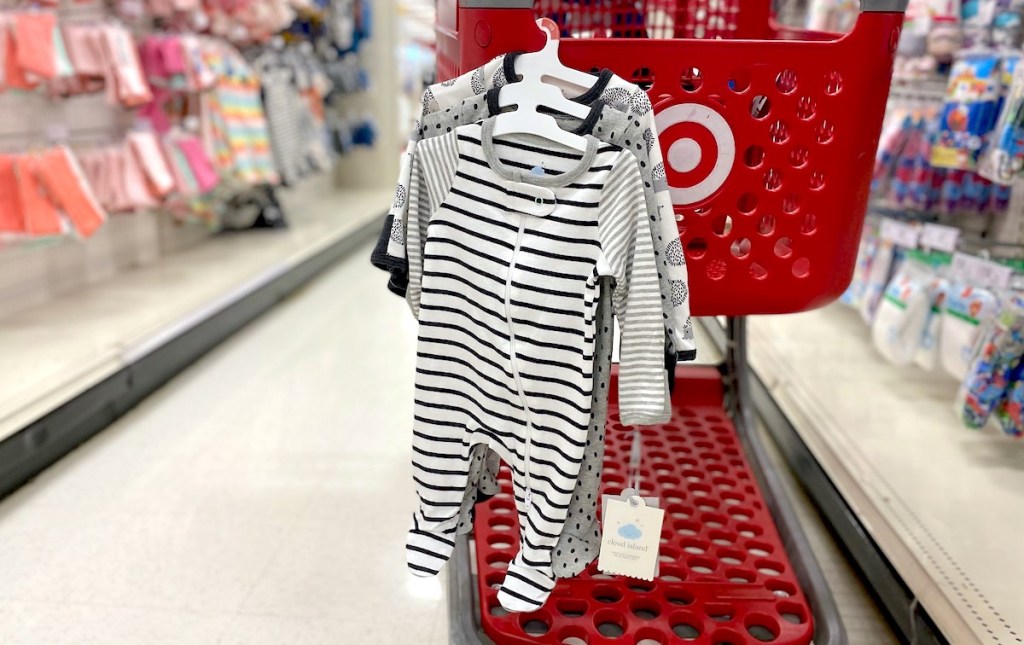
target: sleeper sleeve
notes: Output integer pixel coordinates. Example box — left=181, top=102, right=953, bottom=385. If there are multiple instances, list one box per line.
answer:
left=619, top=87, right=695, bottom=360
left=371, top=137, right=416, bottom=278
left=376, top=87, right=493, bottom=294
left=405, top=130, right=460, bottom=318
left=599, top=152, right=671, bottom=426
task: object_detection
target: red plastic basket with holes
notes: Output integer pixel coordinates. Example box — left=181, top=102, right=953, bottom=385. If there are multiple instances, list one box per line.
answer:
left=437, top=0, right=904, bottom=316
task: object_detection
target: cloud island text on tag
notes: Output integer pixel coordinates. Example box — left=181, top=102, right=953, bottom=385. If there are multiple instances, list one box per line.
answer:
left=606, top=538, right=650, bottom=552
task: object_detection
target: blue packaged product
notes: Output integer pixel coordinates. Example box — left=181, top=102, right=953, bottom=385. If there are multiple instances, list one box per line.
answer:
left=979, top=55, right=1024, bottom=184
left=932, top=52, right=1003, bottom=170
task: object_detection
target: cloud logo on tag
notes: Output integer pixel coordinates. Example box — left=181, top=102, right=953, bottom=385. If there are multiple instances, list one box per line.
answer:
left=617, top=523, right=642, bottom=540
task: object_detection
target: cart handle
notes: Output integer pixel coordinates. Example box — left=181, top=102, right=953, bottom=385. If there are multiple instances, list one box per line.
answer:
left=459, top=0, right=908, bottom=12
left=861, top=0, right=909, bottom=11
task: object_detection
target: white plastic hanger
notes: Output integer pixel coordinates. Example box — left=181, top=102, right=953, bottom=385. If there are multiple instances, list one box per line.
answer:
left=513, top=19, right=599, bottom=94
left=491, top=20, right=593, bottom=152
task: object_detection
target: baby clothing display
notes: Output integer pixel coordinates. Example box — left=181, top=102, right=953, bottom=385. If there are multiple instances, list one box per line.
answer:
left=372, top=52, right=699, bottom=590
left=375, top=52, right=696, bottom=362
left=380, top=45, right=690, bottom=613
left=253, top=46, right=332, bottom=185
left=36, top=146, right=108, bottom=238
left=404, top=119, right=670, bottom=612
left=415, top=90, right=677, bottom=577
left=0, top=155, right=21, bottom=234
left=0, top=147, right=107, bottom=239
left=17, top=154, right=64, bottom=236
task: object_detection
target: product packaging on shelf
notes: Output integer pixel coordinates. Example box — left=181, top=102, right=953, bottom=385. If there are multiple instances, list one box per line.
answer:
left=979, top=55, right=1024, bottom=183
left=932, top=52, right=1004, bottom=170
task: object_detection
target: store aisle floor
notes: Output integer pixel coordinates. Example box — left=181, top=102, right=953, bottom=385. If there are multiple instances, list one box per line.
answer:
left=0, top=238, right=443, bottom=644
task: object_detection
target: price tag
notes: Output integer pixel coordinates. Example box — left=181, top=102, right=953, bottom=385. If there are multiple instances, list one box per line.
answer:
left=599, top=490, right=664, bottom=581
left=879, top=218, right=921, bottom=248
left=951, top=252, right=1014, bottom=290
left=920, top=223, right=960, bottom=253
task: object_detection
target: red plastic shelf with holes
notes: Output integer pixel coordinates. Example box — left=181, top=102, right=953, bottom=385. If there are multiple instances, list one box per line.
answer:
left=474, top=368, right=814, bottom=644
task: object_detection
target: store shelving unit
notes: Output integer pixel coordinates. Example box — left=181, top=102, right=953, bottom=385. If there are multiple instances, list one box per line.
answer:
left=746, top=305, right=1024, bottom=645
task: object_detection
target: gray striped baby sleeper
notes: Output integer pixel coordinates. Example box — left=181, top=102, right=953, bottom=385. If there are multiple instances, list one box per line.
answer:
left=405, top=119, right=670, bottom=612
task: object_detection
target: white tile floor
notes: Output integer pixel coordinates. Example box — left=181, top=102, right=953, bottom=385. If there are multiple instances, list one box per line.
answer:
left=0, top=238, right=897, bottom=644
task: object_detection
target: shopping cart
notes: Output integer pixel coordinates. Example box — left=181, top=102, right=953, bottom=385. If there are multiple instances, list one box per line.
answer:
left=438, top=1, right=909, bottom=643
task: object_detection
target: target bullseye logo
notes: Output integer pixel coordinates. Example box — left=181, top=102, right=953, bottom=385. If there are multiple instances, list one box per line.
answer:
left=655, top=103, right=735, bottom=206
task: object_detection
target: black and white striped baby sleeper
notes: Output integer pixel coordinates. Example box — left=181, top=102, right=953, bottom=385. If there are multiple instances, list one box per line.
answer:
left=404, top=119, right=669, bottom=612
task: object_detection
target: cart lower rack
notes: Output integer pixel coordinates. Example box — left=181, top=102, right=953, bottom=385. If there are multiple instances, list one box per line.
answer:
left=453, top=357, right=818, bottom=645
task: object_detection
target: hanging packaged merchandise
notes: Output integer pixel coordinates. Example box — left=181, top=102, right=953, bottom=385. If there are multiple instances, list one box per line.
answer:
left=962, top=0, right=1019, bottom=46
left=940, top=282, right=1002, bottom=378
left=996, top=369, right=1024, bottom=435
left=890, top=115, right=932, bottom=205
left=962, top=0, right=997, bottom=47
left=960, top=167, right=993, bottom=209
left=873, top=110, right=913, bottom=195
left=806, top=0, right=859, bottom=33
left=255, top=46, right=332, bottom=185
left=35, top=146, right=107, bottom=238
left=929, top=16, right=965, bottom=61
left=62, top=23, right=105, bottom=81
left=16, top=156, right=64, bottom=237
left=13, top=11, right=58, bottom=80
left=872, top=263, right=936, bottom=365
left=900, top=0, right=935, bottom=58
left=992, top=0, right=1024, bottom=48
left=1, top=15, right=38, bottom=91
left=956, top=293, right=1024, bottom=428
left=910, top=115, right=942, bottom=208
left=899, top=249, right=958, bottom=369
left=842, top=224, right=880, bottom=308
left=0, top=155, right=23, bottom=234
left=100, top=24, right=153, bottom=107
left=915, top=274, right=952, bottom=369
left=860, top=237, right=899, bottom=323
left=213, top=50, right=280, bottom=186
left=979, top=56, right=1024, bottom=183
left=127, top=131, right=176, bottom=198
left=932, top=51, right=1003, bottom=170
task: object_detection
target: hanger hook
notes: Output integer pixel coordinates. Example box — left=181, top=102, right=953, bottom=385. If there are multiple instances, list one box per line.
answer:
left=536, top=17, right=559, bottom=42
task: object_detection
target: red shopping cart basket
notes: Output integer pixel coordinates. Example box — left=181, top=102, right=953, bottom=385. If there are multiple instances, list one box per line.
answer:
left=437, top=0, right=904, bottom=316
left=438, top=2, right=907, bottom=644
